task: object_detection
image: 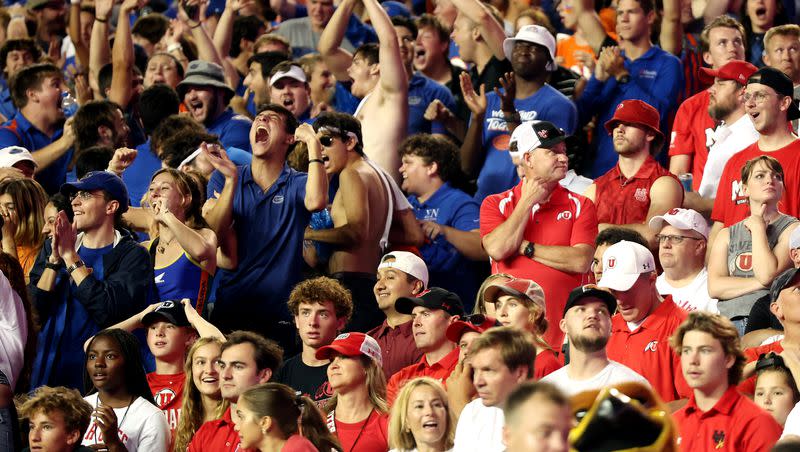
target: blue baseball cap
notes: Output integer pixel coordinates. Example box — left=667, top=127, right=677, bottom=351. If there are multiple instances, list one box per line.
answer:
left=60, top=171, right=130, bottom=213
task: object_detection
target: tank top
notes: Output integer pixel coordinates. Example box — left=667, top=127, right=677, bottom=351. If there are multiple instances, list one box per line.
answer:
left=148, top=240, right=212, bottom=315
left=722, top=214, right=797, bottom=319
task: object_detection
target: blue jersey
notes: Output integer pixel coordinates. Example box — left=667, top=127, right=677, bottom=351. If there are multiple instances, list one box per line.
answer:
left=409, top=183, right=481, bottom=308
left=207, top=109, right=253, bottom=153
left=577, top=45, right=682, bottom=178
left=148, top=241, right=211, bottom=315
left=0, top=112, right=71, bottom=194
left=476, top=84, right=577, bottom=201
left=408, top=73, right=457, bottom=135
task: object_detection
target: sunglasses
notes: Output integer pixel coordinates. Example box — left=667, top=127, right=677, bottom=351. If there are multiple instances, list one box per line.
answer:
left=319, top=135, right=338, bottom=147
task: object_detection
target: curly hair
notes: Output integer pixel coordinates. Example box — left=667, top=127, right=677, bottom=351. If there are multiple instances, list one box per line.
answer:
left=287, top=276, right=353, bottom=322
left=19, top=386, right=93, bottom=437
left=398, top=134, right=461, bottom=183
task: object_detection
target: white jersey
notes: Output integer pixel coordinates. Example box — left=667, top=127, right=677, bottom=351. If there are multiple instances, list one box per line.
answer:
left=541, top=361, right=650, bottom=397
left=656, top=268, right=718, bottom=313
left=82, top=393, right=169, bottom=452
left=453, top=399, right=505, bottom=452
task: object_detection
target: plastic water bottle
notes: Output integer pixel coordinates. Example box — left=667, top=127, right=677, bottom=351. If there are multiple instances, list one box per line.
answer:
left=61, top=91, right=78, bottom=118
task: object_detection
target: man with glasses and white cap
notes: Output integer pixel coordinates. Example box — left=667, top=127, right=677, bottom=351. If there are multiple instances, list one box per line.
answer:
left=598, top=240, right=691, bottom=403
left=0, top=145, right=36, bottom=179
left=367, top=251, right=428, bottom=377
left=649, top=207, right=718, bottom=313
left=466, top=25, right=578, bottom=201
left=268, top=62, right=314, bottom=124
left=481, top=120, right=596, bottom=349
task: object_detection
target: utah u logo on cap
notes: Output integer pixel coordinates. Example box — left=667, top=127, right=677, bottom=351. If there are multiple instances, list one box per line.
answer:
left=607, top=258, right=616, bottom=269
left=668, top=208, right=680, bottom=215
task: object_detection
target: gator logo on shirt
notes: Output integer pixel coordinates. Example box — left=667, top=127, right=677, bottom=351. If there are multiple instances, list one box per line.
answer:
left=735, top=252, right=753, bottom=272
left=712, top=430, right=725, bottom=449
left=644, top=340, right=658, bottom=352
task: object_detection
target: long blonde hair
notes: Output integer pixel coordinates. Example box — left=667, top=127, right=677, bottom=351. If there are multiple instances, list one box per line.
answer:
left=325, top=356, right=388, bottom=415
left=0, top=178, right=47, bottom=248
left=388, top=377, right=455, bottom=451
left=172, top=337, right=228, bottom=452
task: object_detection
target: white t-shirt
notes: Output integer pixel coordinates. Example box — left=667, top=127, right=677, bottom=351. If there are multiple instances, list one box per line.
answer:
left=698, top=114, right=759, bottom=198
left=82, top=393, right=169, bottom=452
left=541, top=361, right=650, bottom=397
left=656, top=269, right=718, bottom=313
left=0, top=269, right=26, bottom=390
left=453, top=399, right=505, bottom=452
left=782, top=401, right=800, bottom=439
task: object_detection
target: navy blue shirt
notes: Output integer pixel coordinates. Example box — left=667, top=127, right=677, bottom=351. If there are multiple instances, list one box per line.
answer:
left=408, top=73, right=457, bottom=136
left=207, top=109, right=253, bottom=153
left=409, top=182, right=481, bottom=306
left=0, top=112, right=71, bottom=194
left=0, top=79, right=16, bottom=122
left=207, top=163, right=309, bottom=321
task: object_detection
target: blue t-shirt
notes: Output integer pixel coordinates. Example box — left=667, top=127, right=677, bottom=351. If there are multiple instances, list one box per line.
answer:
left=0, top=79, right=16, bottom=122
left=207, top=109, right=253, bottom=153
left=0, top=112, right=71, bottom=194
left=408, top=73, right=457, bottom=135
left=475, top=84, right=577, bottom=201
left=576, top=45, right=682, bottom=178
left=409, top=182, right=481, bottom=308
left=125, top=140, right=163, bottom=208
left=207, top=163, right=309, bottom=320
left=332, top=82, right=360, bottom=115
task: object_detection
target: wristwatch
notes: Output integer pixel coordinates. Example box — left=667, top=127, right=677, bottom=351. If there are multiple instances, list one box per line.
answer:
left=67, top=260, right=86, bottom=274
left=524, top=241, right=535, bottom=258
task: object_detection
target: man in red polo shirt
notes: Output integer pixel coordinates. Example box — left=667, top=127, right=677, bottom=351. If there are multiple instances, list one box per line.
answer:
left=187, top=331, right=283, bottom=452
left=585, top=99, right=683, bottom=245
left=671, top=311, right=781, bottom=451
left=480, top=121, right=597, bottom=349
left=711, top=67, right=800, bottom=241
left=385, top=287, right=463, bottom=405
left=598, top=240, right=691, bottom=402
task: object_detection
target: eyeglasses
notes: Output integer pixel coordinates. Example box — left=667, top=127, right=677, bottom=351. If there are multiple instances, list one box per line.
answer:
left=743, top=91, right=776, bottom=104
left=69, top=191, right=102, bottom=202
left=319, top=135, right=338, bottom=147
left=655, top=234, right=703, bottom=245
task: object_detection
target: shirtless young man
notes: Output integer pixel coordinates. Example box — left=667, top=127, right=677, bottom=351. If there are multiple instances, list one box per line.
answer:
left=305, top=111, right=390, bottom=333
left=318, top=0, right=408, bottom=183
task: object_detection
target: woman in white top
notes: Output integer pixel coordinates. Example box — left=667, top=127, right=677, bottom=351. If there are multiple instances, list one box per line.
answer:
left=388, top=377, right=455, bottom=452
left=82, top=329, right=169, bottom=452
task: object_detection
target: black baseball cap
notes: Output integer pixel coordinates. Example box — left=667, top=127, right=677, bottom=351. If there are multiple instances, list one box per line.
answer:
left=563, top=285, right=617, bottom=317
left=509, top=120, right=568, bottom=155
left=770, top=268, right=800, bottom=304
left=747, top=67, right=800, bottom=120
left=396, top=287, right=465, bottom=317
left=142, top=301, right=192, bottom=327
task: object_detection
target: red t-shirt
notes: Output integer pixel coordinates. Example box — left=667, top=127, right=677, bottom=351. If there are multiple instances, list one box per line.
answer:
left=738, top=341, right=784, bottom=395
left=534, top=349, right=562, bottom=379
left=673, top=386, right=782, bottom=451
left=712, top=139, right=800, bottom=226
left=480, top=183, right=597, bottom=348
left=147, top=372, right=184, bottom=437
left=329, top=410, right=389, bottom=452
left=668, top=90, right=716, bottom=191
left=605, top=296, right=691, bottom=402
left=187, top=407, right=256, bottom=452
left=386, top=347, right=459, bottom=406
left=593, top=155, right=683, bottom=226
left=282, top=434, right=318, bottom=452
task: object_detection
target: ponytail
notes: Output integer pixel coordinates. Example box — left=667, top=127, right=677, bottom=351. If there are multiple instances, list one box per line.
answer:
left=296, top=395, right=342, bottom=452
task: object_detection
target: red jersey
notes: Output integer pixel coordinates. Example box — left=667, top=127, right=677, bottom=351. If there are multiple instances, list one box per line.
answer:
left=534, top=349, right=562, bottom=379
left=386, top=347, right=459, bottom=406
left=673, top=386, right=782, bottom=451
left=668, top=90, right=716, bottom=190
left=593, top=156, right=683, bottom=226
left=605, top=296, right=691, bottom=402
left=712, top=140, right=800, bottom=226
left=738, top=341, right=784, bottom=395
left=327, top=410, right=389, bottom=452
left=480, top=183, right=597, bottom=348
left=147, top=372, right=184, bottom=436
left=187, top=407, right=255, bottom=452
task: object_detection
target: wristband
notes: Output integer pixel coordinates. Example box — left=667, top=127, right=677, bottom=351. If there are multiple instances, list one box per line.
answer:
left=67, top=260, right=85, bottom=274
left=166, top=43, right=183, bottom=53
left=45, top=262, right=63, bottom=271
left=188, top=21, right=202, bottom=29
left=308, top=158, right=324, bottom=165
left=95, top=16, right=109, bottom=23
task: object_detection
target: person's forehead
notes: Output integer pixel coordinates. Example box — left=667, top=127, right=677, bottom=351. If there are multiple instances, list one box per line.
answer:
left=767, top=33, right=800, bottom=47
left=221, top=342, right=256, bottom=361
left=682, top=329, right=722, bottom=347
left=745, top=82, right=778, bottom=94
left=568, top=298, right=609, bottom=312
left=709, top=26, right=743, bottom=40
left=298, top=300, right=334, bottom=311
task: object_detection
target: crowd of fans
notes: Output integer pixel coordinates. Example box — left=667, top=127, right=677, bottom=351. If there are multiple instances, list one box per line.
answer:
left=1, top=0, right=800, bottom=449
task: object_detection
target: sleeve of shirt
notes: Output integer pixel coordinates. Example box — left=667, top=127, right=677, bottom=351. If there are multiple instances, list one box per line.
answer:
left=292, top=171, right=309, bottom=208
left=479, top=194, right=505, bottom=238
left=569, top=197, right=598, bottom=246
left=386, top=371, right=402, bottom=407
left=137, top=408, right=170, bottom=452
left=431, top=86, right=458, bottom=135
left=711, top=160, right=734, bottom=223
left=0, top=127, right=22, bottom=147
left=738, top=348, right=762, bottom=395
left=576, top=76, right=617, bottom=126
left=668, top=98, right=696, bottom=156
left=451, top=199, right=481, bottom=231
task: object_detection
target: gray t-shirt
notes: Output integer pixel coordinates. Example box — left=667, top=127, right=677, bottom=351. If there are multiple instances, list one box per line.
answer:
left=274, top=17, right=356, bottom=58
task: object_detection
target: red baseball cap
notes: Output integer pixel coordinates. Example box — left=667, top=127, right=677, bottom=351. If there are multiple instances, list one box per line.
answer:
left=315, top=332, right=383, bottom=366
left=701, top=60, right=758, bottom=84
left=604, top=99, right=664, bottom=149
left=445, top=314, right=500, bottom=343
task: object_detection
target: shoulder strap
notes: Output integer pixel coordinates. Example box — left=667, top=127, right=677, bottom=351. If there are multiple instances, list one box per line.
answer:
left=148, top=237, right=160, bottom=269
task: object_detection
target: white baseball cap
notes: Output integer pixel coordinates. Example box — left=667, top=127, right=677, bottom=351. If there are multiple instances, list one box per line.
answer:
left=790, top=226, right=800, bottom=250
left=648, top=208, right=709, bottom=239
left=509, top=120, right=567, bottom=159
left=0, top=146, right=37, bottom=169
left=269, top=65, right=307, bottom=86
left=378, top=251, right=429, bottom=288
left=597, top=241, right=656, bottom=291
left=503, top=25, right=557, bottom=71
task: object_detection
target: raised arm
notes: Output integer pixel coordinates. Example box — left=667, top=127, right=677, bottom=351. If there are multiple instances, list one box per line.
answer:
left=68, top=0, right=90, bottom=70
left=295, top=124, right=328, bottom=211
left=362, top=0, right=407, bottom=95
left=89, top=0, right=113, bottom=97
left=451, top=0, right=507, bottom=60
left=202, top=145, right=238, bottom=235
left=573, top=0, right=610, bottom=54
left=213, top=0, right=254, bottom=62
left=458, top=73, right=487, bottom=177
left=317, top=0, right=358, bottom=81
left=659, top=0, right=683, bottom=56
left=180, top=0, right=224, bottom=66
left=110, top=0, right=141, bottom=108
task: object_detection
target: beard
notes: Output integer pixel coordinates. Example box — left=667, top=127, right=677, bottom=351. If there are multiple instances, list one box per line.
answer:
left=569, top=331, right=609, bottom=353
left=709, top=98, right=736, bottom=121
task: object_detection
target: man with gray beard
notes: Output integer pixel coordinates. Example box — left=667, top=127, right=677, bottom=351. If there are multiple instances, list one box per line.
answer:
left=541, top=285, right=648, bottom=397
